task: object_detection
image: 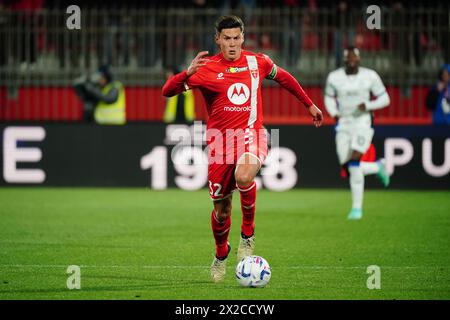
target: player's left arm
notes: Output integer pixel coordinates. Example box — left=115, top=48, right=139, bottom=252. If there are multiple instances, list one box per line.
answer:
left=358, top=71, right=391, bottom=111
left=264, top=56, right=323, bottom=127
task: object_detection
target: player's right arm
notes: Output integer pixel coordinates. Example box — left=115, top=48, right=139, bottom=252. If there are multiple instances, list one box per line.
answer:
left=324, top=73, right=340, bottom=121
left=162, top=51, right=209, bottom=97
left=357, top=70, right=390, bottom=112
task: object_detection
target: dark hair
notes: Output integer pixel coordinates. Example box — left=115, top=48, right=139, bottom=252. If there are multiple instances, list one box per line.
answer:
left=438, top=64, right=450, bottom=81
left=98, top=64, right=113, bottom=83
left=171, top=65, right=182, bottom=75
left=215, top=15, right=244, bottom=34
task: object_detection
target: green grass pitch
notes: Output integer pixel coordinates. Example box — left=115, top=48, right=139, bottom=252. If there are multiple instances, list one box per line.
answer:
left=0, top=188, right=449, bottom=300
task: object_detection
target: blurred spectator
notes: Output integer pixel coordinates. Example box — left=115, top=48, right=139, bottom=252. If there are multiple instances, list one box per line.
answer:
left=104, top=3, right=132, bottom=67
left=217, top=0, right=237, bottom=16
left=0, top=1, right=8, bottom=66
left=437, top=5, right=450, bottom=63
left=301, top=11, right=319, bottom=52
left=73, top=65, right=126, bottom=125
left=239, top=0, right=256, bottom=31
left=4, top=0, right=44, bottom=69
left=389, top=0, right=425, bottom=68
left=281, top=0, right=302, bottom=68
left=57, top=5, right=81, bottom=69
left=138, top=1, right=165, bottom=69
left=191, top=0, right=216, bottom=57
left=333, top=1, right=355, bottom=68
left=354, top=22, right=381, bottom=52
left=163, top=66, right=195, bottom=124
left=411, top=10, right=424, bottom=67
left=426, top=64, right=450, bottom=125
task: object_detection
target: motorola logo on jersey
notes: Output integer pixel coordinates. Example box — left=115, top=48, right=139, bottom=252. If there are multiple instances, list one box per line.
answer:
left=227, top=83, right=250, bottom=105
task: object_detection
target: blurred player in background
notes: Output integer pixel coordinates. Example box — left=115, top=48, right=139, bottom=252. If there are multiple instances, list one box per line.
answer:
left=162, top=15, right=323, bottom=282
left=73, top=65, right=126, bottom=125
left=324, top=47, right=390, bottom=220
left=425, top=64, right=450, bottom=125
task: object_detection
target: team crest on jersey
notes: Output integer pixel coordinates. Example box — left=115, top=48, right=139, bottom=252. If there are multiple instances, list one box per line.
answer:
left=226, top=66, right=249, bottom=73
left=227, top=83, right=250, bottom=105
left=251, top=69, right=259, bottom=79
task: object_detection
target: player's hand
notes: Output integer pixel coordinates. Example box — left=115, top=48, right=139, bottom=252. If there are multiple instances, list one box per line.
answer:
left=358, top=103, right=367, bottom=111
left=187, top=51, right=210, bottom=76
left=308, top=104, right=323, bottom=128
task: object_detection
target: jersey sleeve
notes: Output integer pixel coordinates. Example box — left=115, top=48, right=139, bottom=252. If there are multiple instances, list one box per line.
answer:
left=365, top=70, right=390, bottom=111
left=162, top=70, right=189, bottom=97
left=324, top=73, right=337, bottom=97
left=324, top=73, right=340, bottom=117
left=162, top=68, right=206, bottom=96
left=370, top=71, right=387, bottom=97
left=261, top=54, right=277, bottom=79
left=185, top=70, right=204, bottom=90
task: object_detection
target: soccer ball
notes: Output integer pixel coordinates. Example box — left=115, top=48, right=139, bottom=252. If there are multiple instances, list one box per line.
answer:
left=235, top=255, right=271, bottom=288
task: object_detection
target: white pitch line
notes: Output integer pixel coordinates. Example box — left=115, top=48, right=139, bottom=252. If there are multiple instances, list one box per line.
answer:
left=0, top=264, right=446, bottom=270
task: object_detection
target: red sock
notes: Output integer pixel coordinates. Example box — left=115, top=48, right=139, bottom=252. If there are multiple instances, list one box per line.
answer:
left=211, top=209, right=231, bottom=258
left=238, top=181, right=256, bottom=237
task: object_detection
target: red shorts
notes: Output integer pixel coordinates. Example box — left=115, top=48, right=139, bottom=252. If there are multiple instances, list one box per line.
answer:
left=207, top=128, right=268, bottom=201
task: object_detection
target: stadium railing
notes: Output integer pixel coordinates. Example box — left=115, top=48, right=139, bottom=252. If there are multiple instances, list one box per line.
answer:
left=0, top=6, right=448, bottom=124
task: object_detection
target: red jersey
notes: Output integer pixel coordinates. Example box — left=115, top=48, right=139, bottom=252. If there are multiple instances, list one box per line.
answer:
left=185, top=50, right=274, bottom=132
left=162, top=49, right=313, bottom=133
left=163, top=50, right=315, bottom=197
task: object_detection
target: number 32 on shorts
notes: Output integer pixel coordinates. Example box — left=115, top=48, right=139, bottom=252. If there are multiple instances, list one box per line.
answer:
left=209, top=181, right=223, bottom=197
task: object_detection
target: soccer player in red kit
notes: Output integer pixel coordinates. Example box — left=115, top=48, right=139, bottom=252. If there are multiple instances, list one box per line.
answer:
left=162, top=15, right=323, bottom=282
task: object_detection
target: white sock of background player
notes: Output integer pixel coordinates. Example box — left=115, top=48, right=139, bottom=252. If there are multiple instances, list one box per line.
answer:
left=348, top=161, right=364, bottom=210
left=360, top=161, right=379, bottom=176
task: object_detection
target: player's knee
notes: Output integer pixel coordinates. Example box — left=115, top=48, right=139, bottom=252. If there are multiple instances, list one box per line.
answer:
left=216, top=208, right=230, bottom=222
left=214, top=199, right=232, bottom=222
left=350, top=151, right=363, bottom=160
left=216, top=207, right=231, bottom=222
left=235, top=172, right=253, bottom=187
